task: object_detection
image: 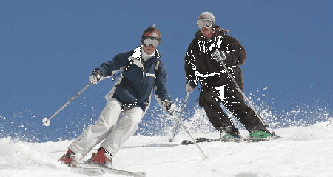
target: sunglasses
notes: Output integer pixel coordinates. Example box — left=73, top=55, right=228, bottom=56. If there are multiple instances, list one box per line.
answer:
left=141, top=36, right=161, bottom=48
left=197, top=19, right=213, bottom=28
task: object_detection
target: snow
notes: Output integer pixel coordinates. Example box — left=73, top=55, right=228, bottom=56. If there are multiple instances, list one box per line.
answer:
left=1, top=122, right=333, bottom=177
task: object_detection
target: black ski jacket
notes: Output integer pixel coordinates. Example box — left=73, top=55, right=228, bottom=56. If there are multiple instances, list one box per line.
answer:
left=184, top=26, right=246, bottom=90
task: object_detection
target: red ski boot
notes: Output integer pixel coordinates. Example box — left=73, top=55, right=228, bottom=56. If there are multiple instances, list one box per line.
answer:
left=59, top=149, right=75, bottom=165
left=87, top=147, right=112, bottom=168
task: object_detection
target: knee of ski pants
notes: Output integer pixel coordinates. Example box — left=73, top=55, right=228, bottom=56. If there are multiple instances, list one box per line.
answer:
left=123, top=106, right=145, bottom=123
left=223, top=89, right=246, bottom=106
left=98, top=99, right=122, bottom=128
left=199, top=89, right=221, bottom=108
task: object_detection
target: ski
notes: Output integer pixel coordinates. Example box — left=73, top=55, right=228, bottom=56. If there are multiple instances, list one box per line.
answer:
left=181, top=135, right=281, bottom=145
left=181, top=137, right=241, bottom=145
left=243, top=134, right=282, bottom=142
left=72, top=163, right=146, bottom=177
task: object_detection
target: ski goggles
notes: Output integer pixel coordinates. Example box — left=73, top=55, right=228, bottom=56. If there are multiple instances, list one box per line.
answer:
left=197, top=19, right=214, bottom=28
left=141, top=36, right=161, bottom=48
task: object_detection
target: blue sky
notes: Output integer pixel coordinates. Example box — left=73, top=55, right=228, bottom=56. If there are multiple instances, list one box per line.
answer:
left=0, top=1, right=332, bottom=141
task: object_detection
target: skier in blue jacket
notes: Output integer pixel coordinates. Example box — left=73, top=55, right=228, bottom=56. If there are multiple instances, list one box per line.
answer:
left=60, top=25, right=176, bottom=168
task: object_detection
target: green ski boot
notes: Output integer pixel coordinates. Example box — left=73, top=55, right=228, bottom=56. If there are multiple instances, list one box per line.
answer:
left=250, top=130, right=273, bottom=138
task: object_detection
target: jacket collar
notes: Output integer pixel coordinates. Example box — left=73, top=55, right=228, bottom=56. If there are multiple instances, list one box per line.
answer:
left=132, top=45, right=161, bottom=61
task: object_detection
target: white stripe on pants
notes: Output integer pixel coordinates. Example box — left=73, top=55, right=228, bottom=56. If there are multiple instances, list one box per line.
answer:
left=69, top=98, right=144, bottom=160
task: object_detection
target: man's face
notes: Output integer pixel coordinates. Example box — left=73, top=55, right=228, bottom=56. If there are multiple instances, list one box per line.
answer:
left=197, top=19, right=214, bottom=39
left=142, top=32, right=160, bottom=55
left=200, top=27, right=213, bottom=38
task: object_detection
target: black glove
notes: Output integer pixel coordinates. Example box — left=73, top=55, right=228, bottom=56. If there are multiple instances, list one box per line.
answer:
left=162, top=100, right=177, bottom=115
left=211, top=50, right=226, bottom=63
left=185, top=83, right=195, bottom=93
left=89, top=70, right=103, bottom=84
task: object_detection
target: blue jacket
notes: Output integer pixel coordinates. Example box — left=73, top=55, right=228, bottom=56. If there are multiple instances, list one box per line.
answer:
left=93, top=46, right=170, bottom=111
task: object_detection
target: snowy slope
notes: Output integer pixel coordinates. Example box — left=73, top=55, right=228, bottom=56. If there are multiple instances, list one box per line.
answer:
left=1, top=121, right=333, bottom=177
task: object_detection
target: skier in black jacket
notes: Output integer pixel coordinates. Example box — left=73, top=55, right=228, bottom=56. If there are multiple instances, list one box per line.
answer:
left=184, top=12, right=274, bottom=139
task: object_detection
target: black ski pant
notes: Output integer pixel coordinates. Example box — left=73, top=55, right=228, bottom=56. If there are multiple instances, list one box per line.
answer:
left=199, top=84, right=267, bottom=133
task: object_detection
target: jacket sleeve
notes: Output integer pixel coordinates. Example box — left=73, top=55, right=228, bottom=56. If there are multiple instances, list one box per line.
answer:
left=92, top=51, right=131, bottom=76
left=154, top=62, right=171, bottom=106
left=184, top=40, right=198, bottom=88
left=225, top=36, right=246, bottom=66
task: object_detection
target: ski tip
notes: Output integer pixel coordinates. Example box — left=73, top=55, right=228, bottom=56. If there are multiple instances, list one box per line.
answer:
left=181, top=140, right=194, bottom=145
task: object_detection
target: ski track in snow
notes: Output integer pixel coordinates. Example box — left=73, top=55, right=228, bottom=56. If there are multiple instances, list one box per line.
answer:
left=1, top=121, right=333, bottom=177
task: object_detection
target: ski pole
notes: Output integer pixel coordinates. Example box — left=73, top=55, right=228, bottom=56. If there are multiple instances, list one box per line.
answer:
left=219, top=59, right=267, bottom=127
left=42, top=83, right=91, bottom=126
left=180, top=118, right=208, bottom=159
left=168, top=92, right=208, bottom=159
left=169, top=92, right=190, bottom=142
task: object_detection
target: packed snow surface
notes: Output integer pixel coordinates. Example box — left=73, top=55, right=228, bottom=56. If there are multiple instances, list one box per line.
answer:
left=1, top=121, right=333, bottom=177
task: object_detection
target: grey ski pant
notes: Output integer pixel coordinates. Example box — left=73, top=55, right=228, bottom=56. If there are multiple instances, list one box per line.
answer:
left=69, top=97, right=144, bottom=160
